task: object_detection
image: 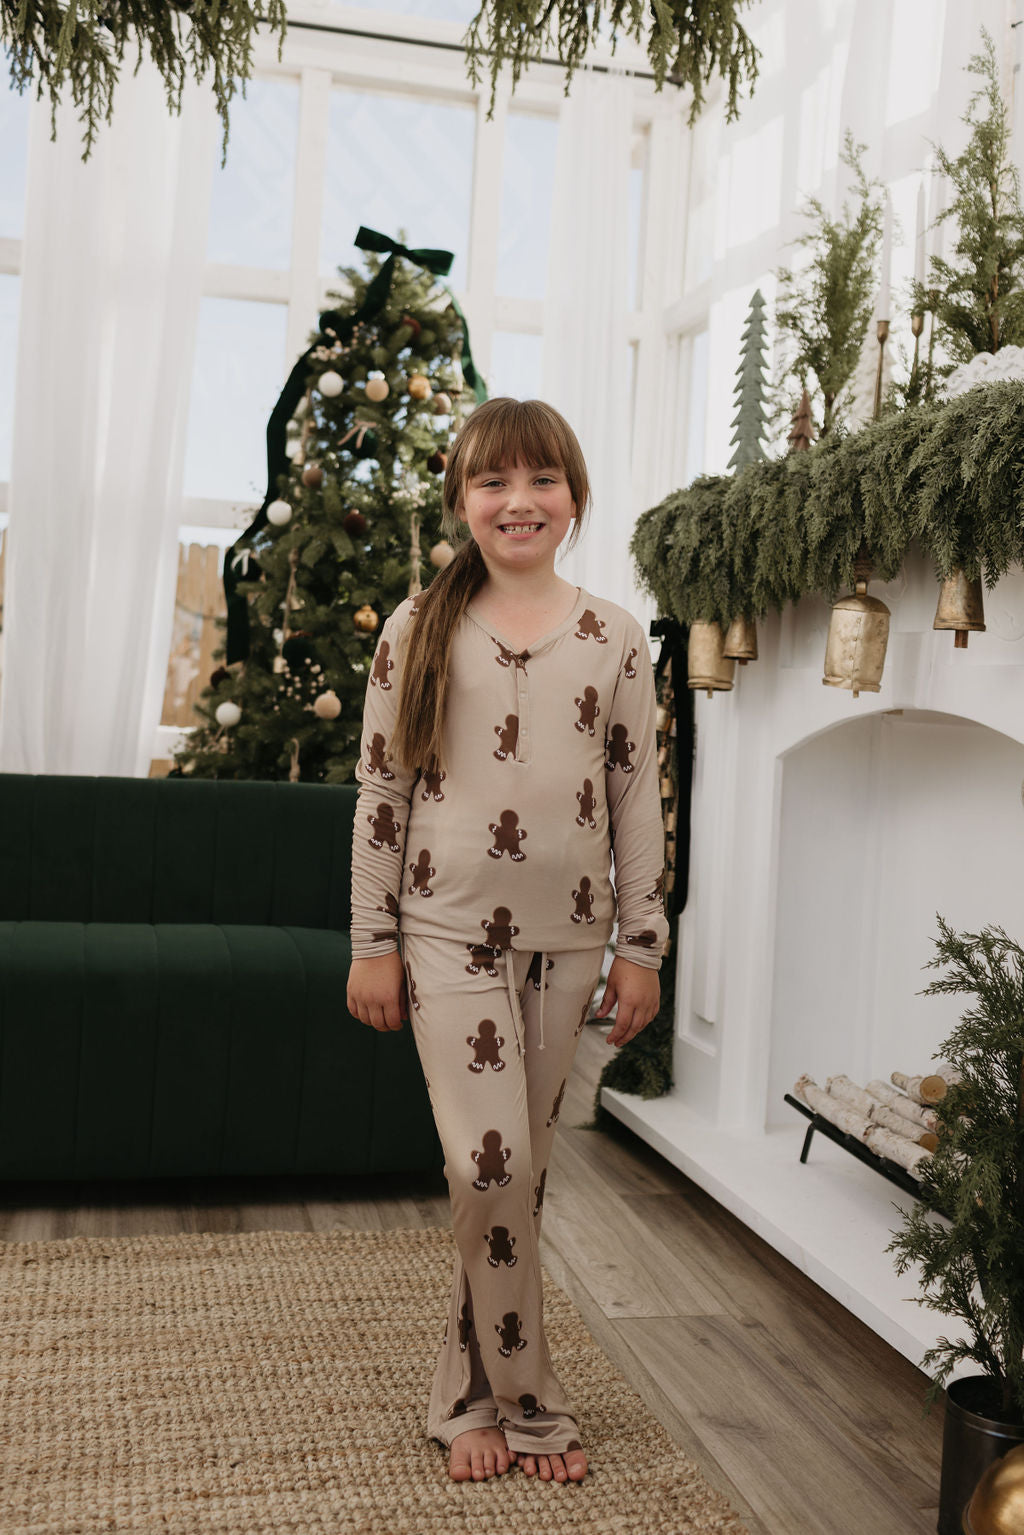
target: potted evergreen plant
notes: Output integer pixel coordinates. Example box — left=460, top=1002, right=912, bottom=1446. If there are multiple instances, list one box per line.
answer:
left=887, top=917, right=1024, bottom=1535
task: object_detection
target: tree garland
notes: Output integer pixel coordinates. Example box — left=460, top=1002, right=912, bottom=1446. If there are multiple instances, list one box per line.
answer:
left=463, top=0, right=760, bottom=122
left=2, top=0, right=286, bottom=162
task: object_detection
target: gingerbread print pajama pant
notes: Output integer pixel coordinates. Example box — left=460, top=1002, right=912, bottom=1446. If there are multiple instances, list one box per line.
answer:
left=399, top=932, right=606, bottom=1457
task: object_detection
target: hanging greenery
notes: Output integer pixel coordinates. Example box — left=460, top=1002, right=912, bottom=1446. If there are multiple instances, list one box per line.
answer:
left=916, top=29, right=1024, bottom=371
left=2, top=0, right=286, bottom=162
left=631, top=380, right=1024, bottom=623
left=463, top=0, right=760, bottom=122
left=775, top=132, right=885, bottom=437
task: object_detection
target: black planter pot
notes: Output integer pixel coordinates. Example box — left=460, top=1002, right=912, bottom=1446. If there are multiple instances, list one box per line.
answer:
left=938, top=1375, right=1024, bottom=1534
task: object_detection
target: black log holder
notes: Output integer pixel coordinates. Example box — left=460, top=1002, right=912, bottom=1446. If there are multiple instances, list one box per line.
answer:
left=784, top=1093, right=923, bottom=1201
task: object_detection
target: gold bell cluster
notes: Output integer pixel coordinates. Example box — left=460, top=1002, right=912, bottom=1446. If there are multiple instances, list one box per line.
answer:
left=962, top=1442, right=1024, bottom=1535
left=822, top=545, right=890, bottom=698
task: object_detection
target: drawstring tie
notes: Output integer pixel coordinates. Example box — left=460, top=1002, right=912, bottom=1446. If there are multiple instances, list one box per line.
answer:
left=504, top=950, right=547, bottom=1053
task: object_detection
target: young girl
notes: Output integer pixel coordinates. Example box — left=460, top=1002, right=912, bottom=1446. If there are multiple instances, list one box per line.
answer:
left=346, top=397, right=668, bottom=1486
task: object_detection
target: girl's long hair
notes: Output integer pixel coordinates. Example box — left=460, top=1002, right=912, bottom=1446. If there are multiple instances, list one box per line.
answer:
left=390, top=397, right=592, bottom=776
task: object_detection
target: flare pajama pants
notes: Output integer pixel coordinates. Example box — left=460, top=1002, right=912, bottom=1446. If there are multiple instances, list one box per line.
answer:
left=399, top=932, right=606, bottom=1457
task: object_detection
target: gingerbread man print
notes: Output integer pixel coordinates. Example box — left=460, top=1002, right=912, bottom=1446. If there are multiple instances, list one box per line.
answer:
left=493, top=714, right=519, bottom=761
left=465, top=943, right=500, bottom=977
left=484, top=1226, right=517, bottom=1268
left=404, top=959, right=420, bottom=1012
left=575, top=685, right=600, bottom=735
left=547, top=1079, right=566, bottom=1127
left=527, top=953, right=553, bottom=991
left=407, top=849, right=435, bottom=896
left=367, top=803, right=401, bottom=852
left=457, top=1302, right=473, bottom=1351
left=370, top=640, right=394, bottom=689
left=494, top=641, right=529, bottom=671
left=488, top=810, right=527, bottom=861
left=519, top=1394, right=545, bottom=1418
left=377, top=892, right=399, bottom=920
left=467, top=1020, right=506, bottom=1073
left=575, top=608, right=608, bottom=643
left=576, top=777, right=598, bottom=828
left=533, top=1169, right=547, bottom=1215
left=605, top=722, right=635, bottom=772
left=622, top=646, right=638, bottom=678
left=481, top=906, right=519, bottom=949
left=571, top=877, right=596, bottom=924
left=472, top=1130, right=512, bottom=1190
left=496, top=1312, right=527, bottom=1356
left=420, top=768, right=446, bottom=802
left=625, top=929, right=659, bottom=949
left=365, top=732, right=394, bottom=780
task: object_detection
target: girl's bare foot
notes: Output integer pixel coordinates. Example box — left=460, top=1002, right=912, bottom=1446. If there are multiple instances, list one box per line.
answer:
left=449, top=1427, right=515, bottom=1481
left=519, top=1443, right=587, bottom=1482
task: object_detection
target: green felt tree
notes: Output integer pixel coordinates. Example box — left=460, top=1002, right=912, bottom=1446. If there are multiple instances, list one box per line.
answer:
left=914, top=29, right=1024, bottom=371
left=175, top=242, right=475, bottom=785
left=775, top=132, right=885, bottom=437
left=887, top=917, right=1024, bottom=1420
left=464, top=0, right=760, bottom=123
left=728, top=289, right=770, bottom=470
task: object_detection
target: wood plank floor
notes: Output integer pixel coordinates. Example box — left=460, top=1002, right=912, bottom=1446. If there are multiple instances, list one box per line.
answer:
left=0, top=1023, right=943, bottom=1535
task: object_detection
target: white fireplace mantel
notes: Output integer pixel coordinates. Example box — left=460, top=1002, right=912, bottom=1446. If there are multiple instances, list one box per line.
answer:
left=604, top=551, right=1024, bottom=1372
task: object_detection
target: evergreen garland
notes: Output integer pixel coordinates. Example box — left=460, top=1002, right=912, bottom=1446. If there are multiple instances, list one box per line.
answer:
left=887, top=917, right=1024, bottom=1420
left=2, top=0, right=286, bottom=162
left=775, top=133, right=885, bottom=437
left=463, top=0, right=760, bottom=123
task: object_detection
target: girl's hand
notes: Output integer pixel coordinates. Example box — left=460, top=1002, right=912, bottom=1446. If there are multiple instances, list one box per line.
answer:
left=594, top=958, right=661, bottom=1048
left=346, top=953, right=408, bottom=1032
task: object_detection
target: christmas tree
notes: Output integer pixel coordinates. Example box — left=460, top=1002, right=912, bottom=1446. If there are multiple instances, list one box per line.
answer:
left=174, top=230, right=482, bottom=785
left=917, top=29, right=1024, bottom=370
left=786, top=389, right=815, bottom=452
left=727, top=289, right=770, bottom=470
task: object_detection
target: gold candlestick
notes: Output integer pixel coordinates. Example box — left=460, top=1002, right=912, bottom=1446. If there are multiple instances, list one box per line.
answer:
left=872, top=319, right=890, bottom=420
left=910, top=311, right=924, bottom=391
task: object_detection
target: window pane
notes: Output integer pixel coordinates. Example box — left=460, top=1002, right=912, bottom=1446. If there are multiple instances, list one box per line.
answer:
left=321, top=90, right=474, bottom=289
left=0, top=73, right=30, bottom=240
left=497, top=113, right=558, bottom=300
left=489, top=331, right=542, bottom=401
left=207, top=76, right=299, bottom=270
left=326, top=0, right=480, bottom=19
left=184, top=297, right=289, bottom=502
left=0, top=275, right=20, bottom=481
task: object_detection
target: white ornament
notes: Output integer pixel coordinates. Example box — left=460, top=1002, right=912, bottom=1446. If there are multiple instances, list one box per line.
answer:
left=318, top=370, right=344, bottom=397
left=215, top=701, right=242, bottom=728
left=313, top=690, right=342, bottom=720
left=267, top=499, right=292, bottom=527
left=366, top=372, right=389, bottom=403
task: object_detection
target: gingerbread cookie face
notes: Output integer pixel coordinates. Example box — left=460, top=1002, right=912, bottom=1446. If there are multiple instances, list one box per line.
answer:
left=370, top=640, right=394, bottom=689
left=571, top=876, right=595, bottom=924
left=487, top=809, right=527, bottom=861
left=575, top=777, right=597, bottom=828
left=467, top=1019, right=505, bottom=1073
left=605, top=722, right=635, bottom=772
left=366, top=732, right=394, bottom=780
left=367, top=803, right=401, bottom=852
left=575, top=686, right=600, bottom=735
left=495, top=1311, right=527, bottom=1356
left=493, top=713, right=519, bottom=761
left=484, top=1225, right=517, bottom=1268
left=574, top=608, right=608, bottom=643
left=471, top=1129, right=512, bottom=1189
left=407, top=848, right=436, bottom=896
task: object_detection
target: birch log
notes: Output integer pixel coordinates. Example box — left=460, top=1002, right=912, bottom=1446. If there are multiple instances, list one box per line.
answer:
left=891, top=1071, right=937, bottom=1105
left=869, top=1103, right=939, bottom=1151
left=866, top=1079, right=939, bottom=1130
left=826, top=1075, right=876, bottom=1115
left=794, top=1076, right=872, bottom=1139
left=864, top=1124, right=932, bottom=1174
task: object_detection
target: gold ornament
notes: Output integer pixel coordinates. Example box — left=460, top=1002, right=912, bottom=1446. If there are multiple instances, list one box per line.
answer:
left=963, top=1443, right=1024, bottom=1535
left=353, top=603, right=379, bottom=633
left=302, top=463, right=323, bottom=489
left=687, top=621, right=735, bottom=697
left=722, top=615, right=758, bottom=664
left=823, top=553, right=890, bottom=697
left=433, top=392, right=452, bottom=414
left=366, top=373, right=389, bottom=403
left=430, top=540, right=455, bottom=569
left=313, top=690, right=342, bottom=720
left=933, top=569, right=986, bottom=649
left=407, top=373, right=432, bottom=400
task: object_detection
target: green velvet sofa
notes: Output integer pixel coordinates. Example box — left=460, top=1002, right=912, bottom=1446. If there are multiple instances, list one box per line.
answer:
left=0, top=774, right=440, bottom=1182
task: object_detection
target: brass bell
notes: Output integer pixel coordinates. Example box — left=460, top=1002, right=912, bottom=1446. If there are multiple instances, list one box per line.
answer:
left=934, top=569, right=986, bottom=649
left=822, top=578, right=890, bottom=698
left=723, top=615, right=758, bottom=665
left=962, top=1442, right=1024, bottom=1534
left=687, top=620, right=735, bottom=698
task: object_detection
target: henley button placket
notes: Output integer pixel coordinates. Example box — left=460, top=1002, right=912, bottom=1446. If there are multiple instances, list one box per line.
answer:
left=515, top=666, right=531, bottom=765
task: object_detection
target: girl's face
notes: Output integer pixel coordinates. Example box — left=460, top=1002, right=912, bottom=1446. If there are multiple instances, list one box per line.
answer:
left=458, top=460, right=576, bottom=577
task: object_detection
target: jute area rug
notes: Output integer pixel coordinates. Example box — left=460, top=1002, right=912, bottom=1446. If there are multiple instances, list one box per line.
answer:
left=1, top=1225, right=750, bottom=1535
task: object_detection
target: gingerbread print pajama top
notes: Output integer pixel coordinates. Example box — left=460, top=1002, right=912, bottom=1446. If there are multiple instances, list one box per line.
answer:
left=351, top=584, right=669, bottom=1456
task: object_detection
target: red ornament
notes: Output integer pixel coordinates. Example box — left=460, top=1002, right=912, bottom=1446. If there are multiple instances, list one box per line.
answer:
left=344, top=510, right=367, bottom=536
left=401, top=313, right=422, bottom=342
left=427, top=451, right=448, bottom=474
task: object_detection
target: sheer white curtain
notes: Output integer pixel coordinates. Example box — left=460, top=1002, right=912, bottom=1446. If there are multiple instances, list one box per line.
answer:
left=541, top=68, right=639, bottom=613
left=0, top=67, right=217, bottom=777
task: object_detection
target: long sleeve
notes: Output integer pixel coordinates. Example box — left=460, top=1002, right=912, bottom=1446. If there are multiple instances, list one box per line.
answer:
left=604, top=620, right=670, bottom=971
left=350, top=605, right=419, bottom=959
